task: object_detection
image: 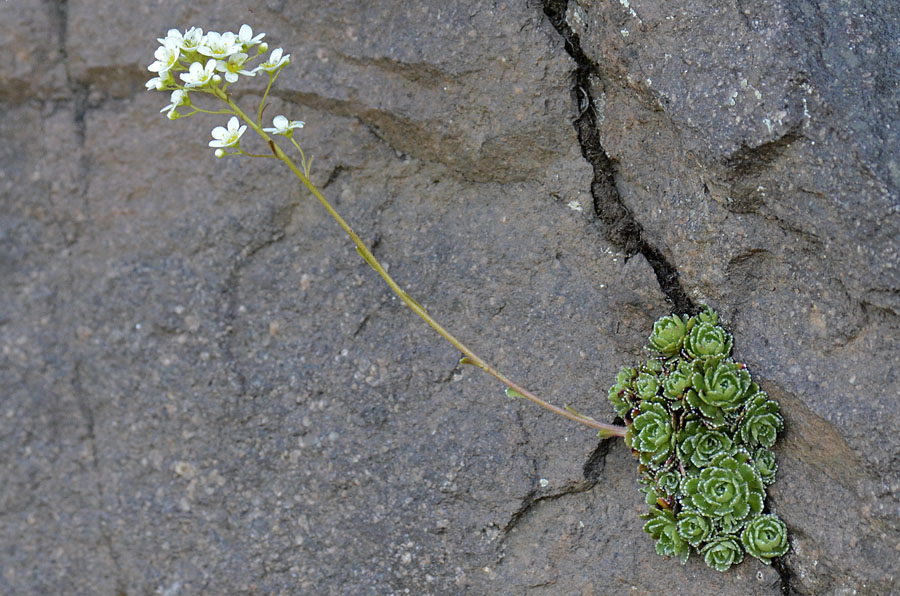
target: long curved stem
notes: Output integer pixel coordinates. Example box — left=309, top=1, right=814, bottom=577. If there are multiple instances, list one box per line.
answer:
left=219, top=89, right=626, bottom=438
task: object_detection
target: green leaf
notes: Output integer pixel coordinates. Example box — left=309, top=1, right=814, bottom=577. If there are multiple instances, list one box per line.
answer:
left=753, top=448, right=778, bottom=485
left=505, top=387, right=525, bottom=399
left=686, top=358, right=752, bottom=425
left=642, top=506, right=690, bottom=564
left=679, top=452, right=764, bottom=523
left=678, top=420, right=734, bottom=471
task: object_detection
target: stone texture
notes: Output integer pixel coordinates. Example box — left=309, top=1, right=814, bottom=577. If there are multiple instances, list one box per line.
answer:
left=1, top=1, right=897, bottom=595
left=560, top=0, right=900, bottom=593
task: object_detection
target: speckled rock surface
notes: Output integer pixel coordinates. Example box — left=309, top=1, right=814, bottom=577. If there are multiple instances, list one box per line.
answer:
left=1, top=0, right=896, bottom=595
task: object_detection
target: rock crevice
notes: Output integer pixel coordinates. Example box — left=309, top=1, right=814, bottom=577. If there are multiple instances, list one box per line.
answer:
left=541, top=0, right=695, bottom=314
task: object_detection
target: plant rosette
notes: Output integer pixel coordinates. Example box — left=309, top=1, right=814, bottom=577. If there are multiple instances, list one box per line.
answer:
left=608, top=306, right=787, bottom=571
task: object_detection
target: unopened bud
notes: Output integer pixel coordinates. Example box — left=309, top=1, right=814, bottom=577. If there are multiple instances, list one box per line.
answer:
left=215, top=148, right=226, bottom=159
left=212, top=74, right=222, bottom=84
left=258, top=42, right=269, bottom=54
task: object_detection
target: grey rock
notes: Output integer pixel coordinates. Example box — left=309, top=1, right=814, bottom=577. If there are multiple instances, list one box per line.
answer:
left=562, top=0, right=899, bottom=593
left=1, top=0, right=897, bottom=595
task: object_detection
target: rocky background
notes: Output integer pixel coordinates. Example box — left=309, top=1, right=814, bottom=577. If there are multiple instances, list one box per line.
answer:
left=2, top=0, right=898, bottom=594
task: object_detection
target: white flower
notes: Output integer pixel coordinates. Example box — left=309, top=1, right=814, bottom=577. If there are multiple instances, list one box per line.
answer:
left=160, top=89, right=189, bottom=116
left=178, top=27, right=204, bottom=52
left=154, top=28, right=202, bottom=55
left=180, top=59, right=217, bottom=88
left=263, top=114, right=305, bottom=136
left=157, top=28, right=182, bottom=46
left=238, top=24, right=265, bottom=49
left=145, top=69, right=175, bottom=91
left=209, top=117, right=247, bottom=149
left=199, top=31, right=242, bottom=59
left=147, top=39, right=181, bottom=74
left=215, top=52, right=255, bottom=83
left=255, top=47, right=290, bottom=73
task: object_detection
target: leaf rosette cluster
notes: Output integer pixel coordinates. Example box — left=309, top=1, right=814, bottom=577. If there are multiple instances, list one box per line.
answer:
left=613, top=307, right=787, bottom=571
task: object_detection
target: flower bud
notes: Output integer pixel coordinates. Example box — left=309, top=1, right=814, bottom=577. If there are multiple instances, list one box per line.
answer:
left=215, top=148, right=226, bottom=158
left=212, top=74, right=222, bottom=84
left=258, top=42, right=269, bottom=53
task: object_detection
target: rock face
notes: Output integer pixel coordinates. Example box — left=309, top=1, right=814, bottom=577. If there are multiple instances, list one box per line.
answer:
left=1, top=1, right=896, bottom=595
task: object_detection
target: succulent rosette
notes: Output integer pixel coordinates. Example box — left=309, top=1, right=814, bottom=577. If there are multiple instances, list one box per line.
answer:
left=648, top=314, right=689, bottom=356
left=738, top=392, right=783, bottom=448
left=753, top=448, right=778, bottom=485
left=643, top=506, right=690, bottom=564
left=741, top=514, right=789, bottom=563
left=680, top=451, right=764, bottom=527
left=635, top=371, right=661, bottom=401
left=608, top=366, right=638, bottom=418
left=678, top=420, right=734, bottom=470
left=628, top=401, right=676, bottom=468
left=684, top=320, right=733, bottom=360
left=701, top=535, right=744, bottom=572
left=686, top=358, right=752, bottom=427
left=607, top=307, right=786, bottom=571
left=675, top=510, right=712, bottom=547
left=655, top=469, right=682, bottom=500
left=663, top=358, right=694, bottom=401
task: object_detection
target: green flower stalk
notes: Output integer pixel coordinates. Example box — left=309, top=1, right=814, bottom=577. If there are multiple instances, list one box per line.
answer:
left=741, top=514, right=789, bottom=564
left=145, top=24, right=629, bottom=439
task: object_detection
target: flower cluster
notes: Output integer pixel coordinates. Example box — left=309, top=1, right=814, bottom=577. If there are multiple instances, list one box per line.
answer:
left=146, top=25, right=296, bottom=158
left=146, top=25, right=275, bottom=95
left=609, top=306, right=787, bottom=571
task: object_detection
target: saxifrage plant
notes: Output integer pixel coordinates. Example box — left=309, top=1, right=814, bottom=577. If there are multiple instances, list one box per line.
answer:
left=611, top=306, right=787, bottom=570
left=145, top=24, right=787, bottom=572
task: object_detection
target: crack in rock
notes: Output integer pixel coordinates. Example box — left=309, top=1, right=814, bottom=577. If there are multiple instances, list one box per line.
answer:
left=772, top=557, right=797, bottom=596
left=217, top=200, right=301, bottom=400
left=500, top=437, right=615, bottom=540
left=541, top=0, right=695, bottom=314
left=500, top=479, right=597, bottom=538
